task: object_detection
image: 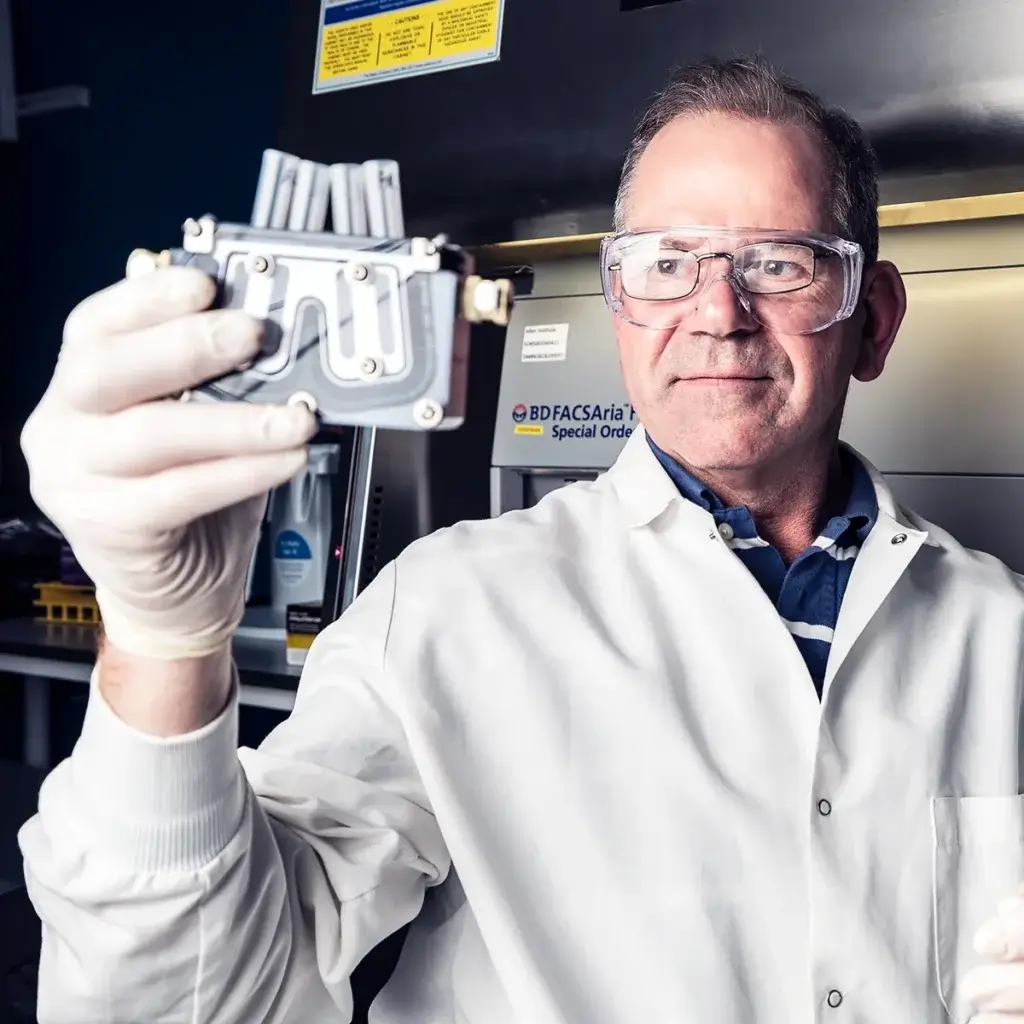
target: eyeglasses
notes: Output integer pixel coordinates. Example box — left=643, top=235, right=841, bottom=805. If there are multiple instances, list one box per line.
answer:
left=600, top=227, right=864, bottom=335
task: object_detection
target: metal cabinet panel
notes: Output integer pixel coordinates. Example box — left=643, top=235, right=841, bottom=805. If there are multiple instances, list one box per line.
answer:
left=841, top=265, right=1024, bottom=475
left=883, top=474, right=1024, bottom=573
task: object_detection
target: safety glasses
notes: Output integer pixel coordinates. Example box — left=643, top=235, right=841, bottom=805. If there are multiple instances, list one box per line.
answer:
left=600, top=226, right=864, bottom=335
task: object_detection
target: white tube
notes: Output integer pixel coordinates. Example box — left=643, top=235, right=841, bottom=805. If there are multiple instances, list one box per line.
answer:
left=251, top=149, right=285, bottom=229
left=287, top=159, right=317, bottom=232
left=269, top=153, right=301, bottom=229
left=329, top=163, right=368, bottom=237
left=362, top=159, right=403, bottom=239
left=306, top=163, right=332, bottom=231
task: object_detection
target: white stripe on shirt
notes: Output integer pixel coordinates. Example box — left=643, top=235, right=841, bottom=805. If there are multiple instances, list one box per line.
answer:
left=727, top=536, right=771, bottom=550
left=829, top=545, right=860, bottom=561
left=781, top=619, right=836, bottom=643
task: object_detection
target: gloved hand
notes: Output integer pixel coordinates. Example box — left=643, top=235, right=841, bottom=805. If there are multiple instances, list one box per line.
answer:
left=21, top=266, right=317, bottom=660
left=963, top=889, right=1024, bottom=1021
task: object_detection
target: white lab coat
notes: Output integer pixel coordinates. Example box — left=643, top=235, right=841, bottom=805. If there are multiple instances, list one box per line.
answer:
left=18, top=426, right=1024, bottom=1024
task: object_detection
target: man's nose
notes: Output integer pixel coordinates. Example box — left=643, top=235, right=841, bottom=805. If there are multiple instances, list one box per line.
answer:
left=688, top=267, right=758, bottom=336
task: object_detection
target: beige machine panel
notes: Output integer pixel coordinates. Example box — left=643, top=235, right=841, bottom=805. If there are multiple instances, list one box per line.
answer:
left=882, top=474, right=1024, bottom=571
left=841, top=264, right=1024, bottom=474
left=841, top=213, right=1024, bottom=570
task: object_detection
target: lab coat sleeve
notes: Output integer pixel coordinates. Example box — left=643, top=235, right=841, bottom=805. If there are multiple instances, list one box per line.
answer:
left=17, top=560, right=450, bottom=1024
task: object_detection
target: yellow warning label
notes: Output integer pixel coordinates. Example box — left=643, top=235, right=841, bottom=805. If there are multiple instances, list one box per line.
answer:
left=316, top=0, right=505, bottom=93
left=514, top=424, right=544, bottom=436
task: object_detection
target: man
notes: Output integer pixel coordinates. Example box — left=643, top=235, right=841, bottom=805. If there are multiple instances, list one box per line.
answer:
left=17, top=55, right=1024, bottom=1023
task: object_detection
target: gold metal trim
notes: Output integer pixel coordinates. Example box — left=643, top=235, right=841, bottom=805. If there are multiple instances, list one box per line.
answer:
left=474, top=192, right=1024, bottom=266
left=878, top=191, right=1024, bottom=227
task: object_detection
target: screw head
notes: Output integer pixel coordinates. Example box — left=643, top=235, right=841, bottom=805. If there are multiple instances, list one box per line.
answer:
left=287, top=391, right=318, bottom=415
left=413, top=398, right=443, bottom=428
left=246, top=252, right=274, bottom=275
left=359, top=356, right=383, bottom=380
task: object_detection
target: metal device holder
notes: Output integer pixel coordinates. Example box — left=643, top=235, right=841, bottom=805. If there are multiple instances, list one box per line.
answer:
left=127, top=151, right=514, bottom=626
left=126, top=150, right=513, bottom=431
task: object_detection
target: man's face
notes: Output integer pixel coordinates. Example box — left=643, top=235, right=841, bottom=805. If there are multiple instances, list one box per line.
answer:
left=614, top=113, right=887, bottom=472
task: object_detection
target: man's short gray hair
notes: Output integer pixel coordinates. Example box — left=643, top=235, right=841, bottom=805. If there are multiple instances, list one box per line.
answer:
left=614, top=55, right=880, bottom=265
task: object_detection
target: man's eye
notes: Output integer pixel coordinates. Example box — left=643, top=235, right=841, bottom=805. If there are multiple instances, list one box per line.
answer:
left=654, top=259, right=683, bottom=275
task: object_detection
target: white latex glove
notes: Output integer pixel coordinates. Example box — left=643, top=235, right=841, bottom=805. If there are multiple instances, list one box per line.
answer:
left=21, top=266, right=317, bottom=659
left=963, top=887, right=1024, bottom=1022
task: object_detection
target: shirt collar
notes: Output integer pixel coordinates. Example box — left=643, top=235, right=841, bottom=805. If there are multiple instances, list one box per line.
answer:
left=644, top=433, right=878, bottom=543
left=607, top=424, right=893, bottom=536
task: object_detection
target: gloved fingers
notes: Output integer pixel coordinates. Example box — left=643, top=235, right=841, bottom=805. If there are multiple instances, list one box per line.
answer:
left=961, top=962, right=1024, bottom=1015
left=63, top=267, right=216, bottom=343
left=82, top=400, right=318, bottom=477
left=975, top=898, right=1024, bottom=960
left=55, top=306, right=263, bottom=415
left=129, top=448, right=310, bottom=530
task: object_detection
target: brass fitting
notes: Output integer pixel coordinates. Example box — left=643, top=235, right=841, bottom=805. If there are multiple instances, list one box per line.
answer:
left=125, top=248, right=172, bottom=278
left=462, top=275, right=514, bottom=327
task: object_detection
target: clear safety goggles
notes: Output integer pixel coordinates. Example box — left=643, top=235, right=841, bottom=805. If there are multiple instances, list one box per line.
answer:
left=600, top=227, right=864, bottom=335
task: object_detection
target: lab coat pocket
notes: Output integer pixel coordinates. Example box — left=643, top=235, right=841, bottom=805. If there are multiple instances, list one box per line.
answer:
left=932, top=795, right=1024, bottom=1024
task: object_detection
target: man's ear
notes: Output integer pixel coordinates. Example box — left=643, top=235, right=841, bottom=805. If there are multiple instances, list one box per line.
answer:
left=852, top=260, right=907, bottom=383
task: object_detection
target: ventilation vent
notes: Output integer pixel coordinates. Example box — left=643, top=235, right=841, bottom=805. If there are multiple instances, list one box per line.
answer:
left=359, top=485, right=386, bottom=589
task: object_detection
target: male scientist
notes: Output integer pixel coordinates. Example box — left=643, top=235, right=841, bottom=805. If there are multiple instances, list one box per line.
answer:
left=18, top=55, right=1024, bottom=1024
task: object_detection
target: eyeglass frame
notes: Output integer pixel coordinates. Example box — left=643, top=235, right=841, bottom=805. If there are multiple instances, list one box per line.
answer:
left=599, top=226, right=866, bottom=335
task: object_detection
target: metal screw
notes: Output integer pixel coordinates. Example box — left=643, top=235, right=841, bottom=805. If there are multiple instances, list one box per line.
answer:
left=891, top=533, right=907, bottom=545
left=413, top=399, right=443, bottom=428
left=287, top=391, right=318, bottom=415
left=350, top=263, right=369, bottom=282
left=359, top=357, right=382, bottom=379
left=245, top=252, right=274, bottom=275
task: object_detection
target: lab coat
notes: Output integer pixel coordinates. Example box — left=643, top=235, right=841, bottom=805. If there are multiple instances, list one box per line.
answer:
left=19, top=426, right=1024, bottom=1024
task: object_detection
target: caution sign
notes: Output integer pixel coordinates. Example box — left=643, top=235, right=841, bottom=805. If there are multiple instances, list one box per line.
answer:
left=314, top=0, right=506, bottom=94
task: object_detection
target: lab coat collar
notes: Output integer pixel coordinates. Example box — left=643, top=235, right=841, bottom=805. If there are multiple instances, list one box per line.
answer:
left=607, top=425, right=934, bottom=698
left=609, top=426, right=698, bottom=529
left=607, top=425, right=934, bottom=547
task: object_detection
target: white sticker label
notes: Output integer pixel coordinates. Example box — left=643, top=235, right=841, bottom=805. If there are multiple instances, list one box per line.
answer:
left=521, top=323, right=569, bottom=363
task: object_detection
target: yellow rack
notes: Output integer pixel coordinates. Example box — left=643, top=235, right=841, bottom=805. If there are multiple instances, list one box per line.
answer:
left=33, top=582, right=102, bottom=626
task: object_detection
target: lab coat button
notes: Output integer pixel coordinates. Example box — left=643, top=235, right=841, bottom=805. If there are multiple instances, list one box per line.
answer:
left=717, top=522, right=735, bottom=541
left=817, top=798, right=832, bottom=816
left=827, top=990, right=843, bottom=1008
left=891, top=533, right=908, bottom=545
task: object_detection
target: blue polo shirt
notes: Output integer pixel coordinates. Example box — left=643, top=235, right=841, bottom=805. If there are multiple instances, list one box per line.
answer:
left=647, top=436, right=878, bottom=696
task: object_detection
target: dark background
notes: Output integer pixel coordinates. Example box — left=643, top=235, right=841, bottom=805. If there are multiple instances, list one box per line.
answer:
left=2, top=0, right=291, bottom=513
left=278, top=0, right=1024, bottom=239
